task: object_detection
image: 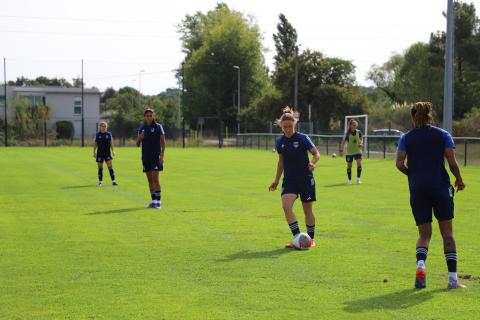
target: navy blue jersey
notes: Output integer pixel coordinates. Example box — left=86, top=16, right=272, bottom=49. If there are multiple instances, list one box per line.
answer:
left=95, top=131, right=113, bottom=156
left=276, top=132, right=315, bottom=179
left=139, top=123, right=165, bottom=160
left=398, top=126, right=454, bottom=189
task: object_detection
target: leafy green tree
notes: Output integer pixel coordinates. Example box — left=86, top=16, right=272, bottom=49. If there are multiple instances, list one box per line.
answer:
left=366, top=54, right=404, bottom=103
left=370, top=1, right=480, bottom=120
left=100, top=87, right=117, bottom=114
left=13, top=97, right=51, bottom=139
left=105, top=87, right=142, bottom=144
left=177, top=3, right=267, bottom=131
left=272, top=49, right=362, bottom=130
left=273, top=14, right=298, bottom=66
left=8, top=76, right=75, bottom=87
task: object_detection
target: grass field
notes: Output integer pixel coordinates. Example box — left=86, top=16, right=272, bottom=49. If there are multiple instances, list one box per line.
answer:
left=1, top=147, right=479, bottom=319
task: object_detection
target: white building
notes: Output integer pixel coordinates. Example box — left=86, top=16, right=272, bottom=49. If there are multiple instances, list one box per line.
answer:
left=1, top=86, right=101, bottom=139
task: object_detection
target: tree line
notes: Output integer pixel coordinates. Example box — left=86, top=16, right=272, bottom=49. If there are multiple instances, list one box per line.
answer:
left=4, top=1, right=480, bottom=138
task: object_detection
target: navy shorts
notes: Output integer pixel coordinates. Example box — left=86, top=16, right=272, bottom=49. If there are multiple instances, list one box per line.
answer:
left=346, top=154, right=362, bottom=163
left=281, top=176, right=316, bottom=202
left=142, top=158, right=163, bottom=172
left=410, top=185, right=454, bottom=225
left=96, top=154, right=112, bottom=163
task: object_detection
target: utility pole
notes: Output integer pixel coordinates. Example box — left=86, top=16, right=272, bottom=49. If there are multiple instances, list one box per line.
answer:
left=443, top=0, right=455, bottom=133
left=181, top=62, right=185, bottom=148
left=81, top=59, right=84, bottom=147
left=233, top=65, right=240, bottom=134
left=3, top=57, right=7, bottom=147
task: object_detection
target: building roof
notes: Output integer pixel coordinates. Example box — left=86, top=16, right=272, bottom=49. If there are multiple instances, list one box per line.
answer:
left=3, top=86, right=100, bottom=95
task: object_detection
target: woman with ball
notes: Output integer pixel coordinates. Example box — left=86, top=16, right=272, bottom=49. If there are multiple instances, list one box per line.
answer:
left=269, top=107, right=320, bottom=249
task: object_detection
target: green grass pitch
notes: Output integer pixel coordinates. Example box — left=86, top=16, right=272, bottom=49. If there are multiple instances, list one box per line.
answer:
left=0, top=147, right=479, bottom=319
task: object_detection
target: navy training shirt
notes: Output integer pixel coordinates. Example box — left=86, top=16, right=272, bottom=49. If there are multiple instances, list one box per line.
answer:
left=397, top=126, right=454, bottom=189
left=139, top=123, right=165, bottom=160
left=276, top=132, right=315, bottom=179
left=95, top=131, right=113, bottom=156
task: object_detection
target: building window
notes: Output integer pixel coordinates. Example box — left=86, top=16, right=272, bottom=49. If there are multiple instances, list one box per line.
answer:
left=74, top=97, right=82, bottom=115
left=20, top=95, right=45, bottom=108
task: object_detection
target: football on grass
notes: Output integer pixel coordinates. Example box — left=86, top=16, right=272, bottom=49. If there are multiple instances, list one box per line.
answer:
left=293, top=233, right=312, bottom=250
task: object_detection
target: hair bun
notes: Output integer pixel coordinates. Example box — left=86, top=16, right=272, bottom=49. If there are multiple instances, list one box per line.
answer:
left=282, top=106, right=293, bottom=114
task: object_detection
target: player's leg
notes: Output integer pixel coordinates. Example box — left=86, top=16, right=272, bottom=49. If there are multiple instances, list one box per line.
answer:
left=438, top=220, right=465, bottom=289
left=151, top=171, right=161, bottom=208
left=355, top=157, right=362, bottom=184
left=415, top=223, right=431, bottom=289
left=346, top=157, right=353, bottom=184
left=433, top=185, right=464, bottom=288
left=300, top=176, right=316, bottom=245
left=106, top=158, right=117, bottom=185
left=97, top=160, right=104, bottom=186
left=143, top=160, right=155, bottom=208
left=282, top=193, right=299, bottom=248
left=145, top=172, right=156, bottom=208
left=302, top=201, right=316, bottom=247
left=411, top=189, right=432, bottom=289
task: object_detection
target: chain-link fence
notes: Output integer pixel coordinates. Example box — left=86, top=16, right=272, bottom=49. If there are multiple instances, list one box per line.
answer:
left=235, top=133, right=480, bottom=166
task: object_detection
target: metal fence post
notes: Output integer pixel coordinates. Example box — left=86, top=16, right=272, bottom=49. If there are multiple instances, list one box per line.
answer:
left=383, top=137, right=386, bottom=159
left=367, top=137, right=370, bottom=159
left=464, top=139, right=467, bottom=167
left=44, top=121, right=47, bottom=146
left=326, top=138, right=329, bottom=155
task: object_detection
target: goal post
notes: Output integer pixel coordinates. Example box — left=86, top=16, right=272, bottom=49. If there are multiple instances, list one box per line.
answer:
left=344, top=114, right=368, bottom=152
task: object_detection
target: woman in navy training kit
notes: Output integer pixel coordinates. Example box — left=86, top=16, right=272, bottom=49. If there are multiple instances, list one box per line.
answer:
left=136, top=108, right=166, bottom=209
left=269, top=107, right=320, bottom=248
left=396, top=102, right=466, bottom=289
left=93, top=121, right=117, bottom=186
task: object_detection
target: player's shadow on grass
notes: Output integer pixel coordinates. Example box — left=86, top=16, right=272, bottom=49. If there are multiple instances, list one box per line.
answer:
left=323, top=183, right=348, bottom=188
left=220, top=248, right=293, bottom=262
left=87, top=207, right=146, bottom=215
left=344, top=288, right=444, bottom=312
left=62, top=185, right=97, bottom=189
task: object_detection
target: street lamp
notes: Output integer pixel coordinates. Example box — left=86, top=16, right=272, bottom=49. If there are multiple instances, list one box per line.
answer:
left=233, top=65, right=240, bottom=134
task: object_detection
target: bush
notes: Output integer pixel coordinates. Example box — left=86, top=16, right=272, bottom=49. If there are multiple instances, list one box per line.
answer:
left=55, top=121, right=74, bottom=139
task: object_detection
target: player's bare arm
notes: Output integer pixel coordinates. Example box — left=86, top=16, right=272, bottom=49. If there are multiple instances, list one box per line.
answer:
left=308, top=147, right=320, bottom=171
left=269, top=154, right=283, bottom=191
left=396, top=150, right=408, bottom=176
left=159, top=135, right=166, bottom=165
left=445, top=148, right=465, bottom=191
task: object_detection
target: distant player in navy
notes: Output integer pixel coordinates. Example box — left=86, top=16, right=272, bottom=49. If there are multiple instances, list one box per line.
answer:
left=269, top=107, right=320, bottom=248
left=340, top=119, right=363, bottom=184
left=136, top=108, right=166, bottom=209
left=93, top=121, right=117, bottom=186
left=396, top=102, right=466, bottom=289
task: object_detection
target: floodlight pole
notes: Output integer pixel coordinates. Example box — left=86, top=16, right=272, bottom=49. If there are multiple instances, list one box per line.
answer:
left=443, top=0, right=455, bottom=133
